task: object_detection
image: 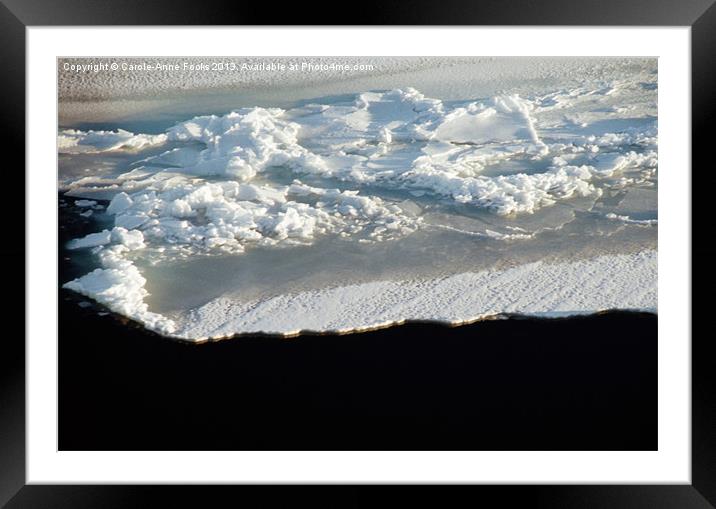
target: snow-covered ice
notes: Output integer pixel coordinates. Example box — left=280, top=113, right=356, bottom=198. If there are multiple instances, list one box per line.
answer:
left=173, top=250, right=657, bottom=340
left=59, top=57, right=658, bottom=341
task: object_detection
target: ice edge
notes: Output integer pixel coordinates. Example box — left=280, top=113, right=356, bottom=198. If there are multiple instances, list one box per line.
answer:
left=61, top=294, right=657, bottom=345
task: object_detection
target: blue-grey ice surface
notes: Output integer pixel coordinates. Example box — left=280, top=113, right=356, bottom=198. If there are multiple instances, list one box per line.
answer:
left=59, top=57, right=657, bottom=340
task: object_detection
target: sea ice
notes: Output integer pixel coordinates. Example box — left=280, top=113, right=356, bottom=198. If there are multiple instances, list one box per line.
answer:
left=59, top=68, right=658, bottom=340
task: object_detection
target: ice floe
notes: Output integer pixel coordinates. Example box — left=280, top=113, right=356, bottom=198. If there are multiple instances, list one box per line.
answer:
left=59, top=82, right=658, bottom=339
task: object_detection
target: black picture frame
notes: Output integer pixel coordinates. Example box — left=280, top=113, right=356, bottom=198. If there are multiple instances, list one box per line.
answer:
left=2, top=0, right=712, bottom=505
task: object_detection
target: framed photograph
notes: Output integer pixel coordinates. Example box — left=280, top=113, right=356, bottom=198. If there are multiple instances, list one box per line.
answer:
left=3, top=0, right=712, bottom=505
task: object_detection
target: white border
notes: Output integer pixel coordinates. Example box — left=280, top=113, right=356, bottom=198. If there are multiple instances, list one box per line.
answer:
left=27, top=27, right=690, bottom=483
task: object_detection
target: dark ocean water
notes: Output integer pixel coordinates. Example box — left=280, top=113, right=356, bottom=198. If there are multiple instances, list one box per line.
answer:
left=58, top=292, right=656, bottom=451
